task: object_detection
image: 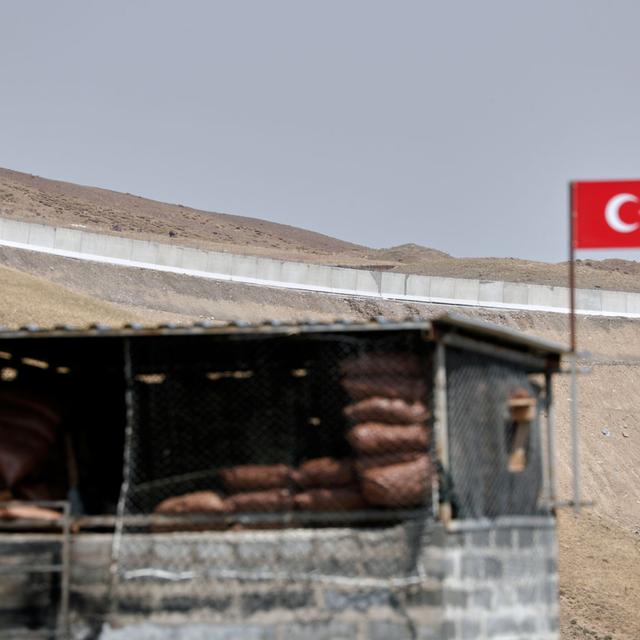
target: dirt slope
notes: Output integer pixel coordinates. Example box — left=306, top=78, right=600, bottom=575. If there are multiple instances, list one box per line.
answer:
left=0, top=263, right=186, bottom=328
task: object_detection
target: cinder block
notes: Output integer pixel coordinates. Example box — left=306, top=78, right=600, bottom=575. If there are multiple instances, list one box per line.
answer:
left=442, top=588, right=468, bottom=608
left=241, top=588, right=313, bottom=615
left=459, top=618, right=482, bottom=639
left=368, top=620, right=414, bottom=640
left=516, top=528, right=535, bottom=548
left=470, top=588, right=493, bottom=609
left=99, top=623, right=276, bottom=640
left=279, top=620, right=357, bottom=640
left=460, top=556, right=502, bottom=580
left=323, top=588, right=391, bottom=612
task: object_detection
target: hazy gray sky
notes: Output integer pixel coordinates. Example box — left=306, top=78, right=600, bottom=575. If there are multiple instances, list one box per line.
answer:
left=2, top=1, right=640, bottom=262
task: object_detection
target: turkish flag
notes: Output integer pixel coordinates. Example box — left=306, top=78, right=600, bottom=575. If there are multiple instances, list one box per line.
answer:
left=573, top=180, right=640, bottom=249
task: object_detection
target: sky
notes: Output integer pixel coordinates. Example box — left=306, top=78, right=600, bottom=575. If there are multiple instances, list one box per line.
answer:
left=1, top=0, right=640, bottom=262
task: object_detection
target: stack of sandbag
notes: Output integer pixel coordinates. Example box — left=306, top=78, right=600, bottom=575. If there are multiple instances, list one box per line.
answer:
left=219, top=463, right=293, bottom=513
left=341, top=353, right=432, bottom=508
left=153, top=489, right=231, bottom=532
left=155, top=490, right=228, bottom=515
left=0, top=389, right=66, bottom=503
left=291, top=457, right=365, bottom=511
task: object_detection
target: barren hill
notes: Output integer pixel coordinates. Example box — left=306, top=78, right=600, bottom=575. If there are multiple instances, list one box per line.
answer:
left=2, top=167, right=640, bottom=637
left=2, top=166, right=640, bottom=291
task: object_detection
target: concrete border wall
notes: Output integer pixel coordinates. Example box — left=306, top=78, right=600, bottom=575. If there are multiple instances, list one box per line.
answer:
left=0, top=217, right=637, bottom=318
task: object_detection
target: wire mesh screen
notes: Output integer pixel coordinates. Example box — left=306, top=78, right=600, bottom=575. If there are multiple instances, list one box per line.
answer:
left=445, top=346, right=547, bottom=519
left=110, top=330, right=435, bottom=604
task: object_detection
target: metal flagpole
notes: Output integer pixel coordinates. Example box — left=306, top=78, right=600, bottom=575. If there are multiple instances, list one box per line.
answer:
left=569, top=183, right=581, bottom=514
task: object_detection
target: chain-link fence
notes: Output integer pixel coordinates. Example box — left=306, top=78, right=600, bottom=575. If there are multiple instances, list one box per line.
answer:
left=110, top=330, right=436, bottom=607
left=444, top=346, right=548, bottom=519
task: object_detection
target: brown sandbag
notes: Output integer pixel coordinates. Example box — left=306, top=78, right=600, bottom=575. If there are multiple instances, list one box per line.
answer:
left=360, top=456, right=431, bottom=508
left=294, top=487, right=366, bottom=511
left=347, top=423, right=429, bottom=456
left=0, top=390, right=61, bottom=488
left=227, top=488, right=293, bottom=513
left=342, top=376, right=427, bottom=402
left=154, top=490, right=228, bottom=514
left=344, top=397, right=429, bottom=425
left=355, top=451, right=422, bottom=472
left=0, top=504, right=62, bottom=522
left=219, top=464, right=291, bottom=492
left=340, top=354, right=424, bottom=377
left=291, top=457, right=355, bottom=488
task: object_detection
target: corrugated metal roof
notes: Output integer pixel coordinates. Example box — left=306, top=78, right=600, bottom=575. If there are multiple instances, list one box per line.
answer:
left=432, top=313, right=569, bottom=355
left=0, top=313, right=567, bottom=356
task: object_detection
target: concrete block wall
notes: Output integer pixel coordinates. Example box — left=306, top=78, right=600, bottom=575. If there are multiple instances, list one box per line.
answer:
left=0, top=515, right=559, bottom=639
left=438, top=517, right=558, bottom=639
left=1, top=215, right=636, bottom=318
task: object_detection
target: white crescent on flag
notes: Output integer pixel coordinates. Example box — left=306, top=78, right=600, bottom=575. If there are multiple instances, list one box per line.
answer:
left=604, top=193, right=640, bottom=233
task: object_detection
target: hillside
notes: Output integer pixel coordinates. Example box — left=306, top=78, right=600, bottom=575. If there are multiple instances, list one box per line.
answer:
left=0, top=263, right=186, bottom=328
left=1, top=168, right=640, bottom=637
left=2, top=166, right=640, bottom=291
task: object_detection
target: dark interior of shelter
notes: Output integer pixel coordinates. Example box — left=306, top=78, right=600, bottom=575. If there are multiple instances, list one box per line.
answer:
left=0, top=327, right=443, bottom=523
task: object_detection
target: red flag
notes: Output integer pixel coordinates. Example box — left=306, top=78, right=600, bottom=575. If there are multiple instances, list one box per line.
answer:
left=573, top=180, right=640, bottom=249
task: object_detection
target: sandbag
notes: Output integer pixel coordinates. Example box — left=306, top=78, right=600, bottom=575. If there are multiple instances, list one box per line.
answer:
left=291, top=457, right=355, bottom=488
left=344, top=397, right=429, bottom=425
left=154, top=490, right=228, bottom=514
left=347, top=423, right=429, bottom=456
left=219, top=464, right=291, bottom=492
left=340, top=354, right=424, bottom=377
left=227, top=488, right=293, bottom=513
left=360, top=456, right=430, bottom=508
left=294, top=487, right=366, bottom=511
left=0, top=390, right=61, bottom=488
left=0, top=504, right=62, bottom=522
left=355, top=451, right=422, bottom=472
left=342, top=376, right=427, bottom=402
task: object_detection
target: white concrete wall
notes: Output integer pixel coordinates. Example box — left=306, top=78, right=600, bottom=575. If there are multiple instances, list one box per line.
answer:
left=1, top=217, right=640, bottom=318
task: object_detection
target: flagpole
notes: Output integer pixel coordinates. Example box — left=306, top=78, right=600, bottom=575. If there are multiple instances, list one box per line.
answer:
left=569, top=182, right=576, bottom=353
left=569, top=182, right=580, bottom=514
